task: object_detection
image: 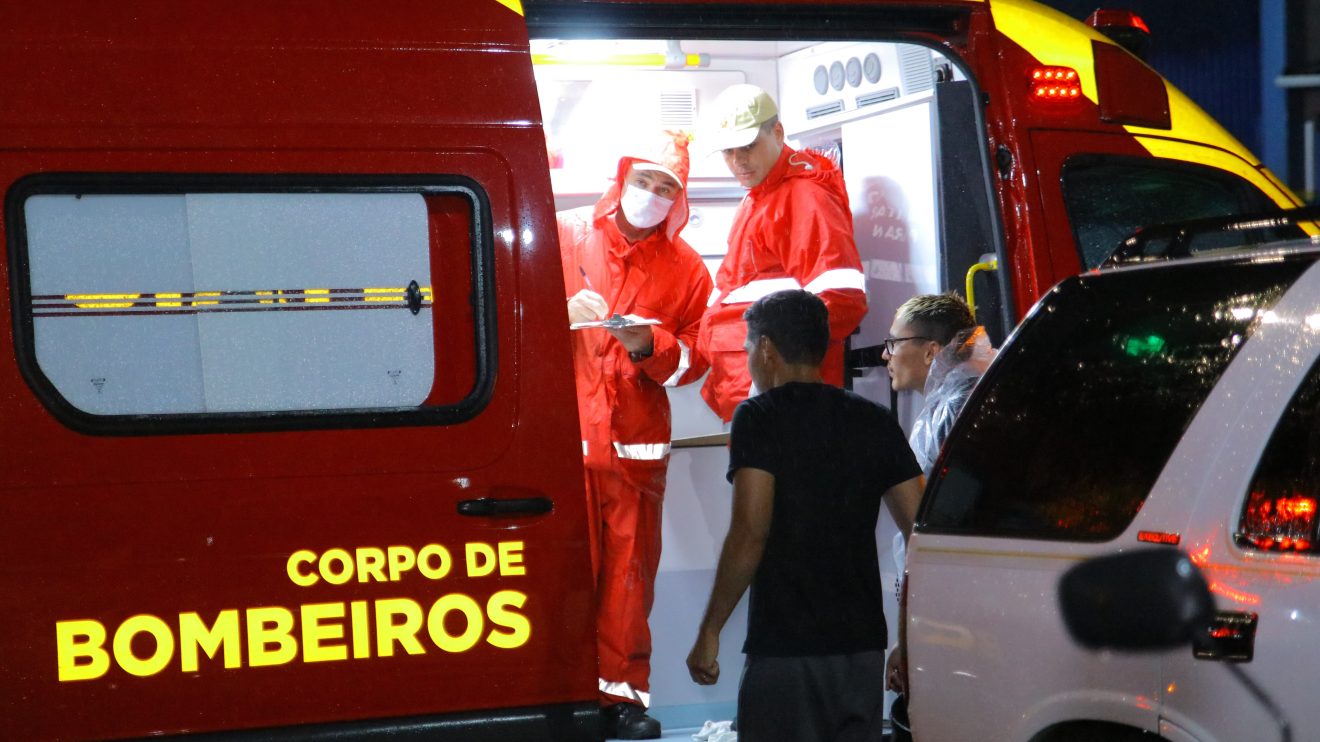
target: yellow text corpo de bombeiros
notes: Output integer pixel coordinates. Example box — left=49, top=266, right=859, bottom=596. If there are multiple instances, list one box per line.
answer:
left=54, top=541, right=531, bottom=682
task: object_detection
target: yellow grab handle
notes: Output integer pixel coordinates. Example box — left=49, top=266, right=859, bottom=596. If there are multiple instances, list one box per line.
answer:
left=965, top=258, right=999, bottom=316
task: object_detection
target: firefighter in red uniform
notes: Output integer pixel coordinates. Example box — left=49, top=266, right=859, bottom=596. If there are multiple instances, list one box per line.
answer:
left=558, top=133, right=713, bottom=740
left=697, top=84, right=868, bottom=421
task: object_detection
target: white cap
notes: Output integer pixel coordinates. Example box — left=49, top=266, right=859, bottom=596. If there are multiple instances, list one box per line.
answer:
left=630, top=161, right=684, bottom=189
left=699, top=84, right=779, bottom=153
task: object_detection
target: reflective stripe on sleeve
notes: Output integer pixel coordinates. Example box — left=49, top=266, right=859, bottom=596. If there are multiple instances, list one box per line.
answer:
left=582, top=441, right=589, bottom=456
left=662, top=339, right=692, bottom=387
left=721, top=277, right=803, bottom=304
left=599, top=678, right=651, bottom=708
left=613, top=442, right=671, bottom=460
left=804, top=268, right=867, bottom=295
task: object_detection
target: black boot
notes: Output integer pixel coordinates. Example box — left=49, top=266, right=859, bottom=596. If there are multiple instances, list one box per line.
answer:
left=602, top=702, right=661, bottom=740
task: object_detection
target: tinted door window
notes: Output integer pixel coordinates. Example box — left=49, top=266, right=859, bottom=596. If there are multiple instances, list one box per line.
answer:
left=11, top=176, right=492, bottom=432
left=1063, top=157, right=1279, bottom=269
left=1238, top=356, right=1320, bottom=553
left=920, top=259, right=1310, bottom=541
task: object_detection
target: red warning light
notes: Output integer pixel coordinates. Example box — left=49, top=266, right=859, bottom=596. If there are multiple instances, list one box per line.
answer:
left=1087, top=9, right=1151, bottom=36
left=1029, top=67, right=1083, bottom=101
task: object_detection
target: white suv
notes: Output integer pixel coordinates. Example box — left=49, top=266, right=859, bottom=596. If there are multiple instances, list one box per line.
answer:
left=905, top=237, right=1320, bottom=741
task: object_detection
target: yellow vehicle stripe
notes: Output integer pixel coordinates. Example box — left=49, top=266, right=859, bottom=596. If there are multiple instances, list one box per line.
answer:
left=1132, top=136, right=1297, bottom=208
left=493, top=0, right=523, bottom=16
left=33, top=286, right=435, bottom=317
left=992, top=0, right=1303, bottom=212
left=1124, top=82, right=1264, bottom=165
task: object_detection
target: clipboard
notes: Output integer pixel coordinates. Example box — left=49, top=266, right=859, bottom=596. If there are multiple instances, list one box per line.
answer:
left=570, top=313, right=663, bottom=330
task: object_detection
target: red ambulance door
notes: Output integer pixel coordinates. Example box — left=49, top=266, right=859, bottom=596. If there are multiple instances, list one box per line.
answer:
left=0, top=1, right=596, bottom=739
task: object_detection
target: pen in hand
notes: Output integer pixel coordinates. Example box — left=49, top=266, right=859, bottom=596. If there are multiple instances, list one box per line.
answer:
left=575, top=265, right=610, bottom=320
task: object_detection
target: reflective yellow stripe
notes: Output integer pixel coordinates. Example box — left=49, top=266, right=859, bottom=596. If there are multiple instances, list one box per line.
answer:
left=493, top=0, right=523, bottom=16
left=68, top=293, right=140, bottom=309
left=44, top=286, right=435, bottom=312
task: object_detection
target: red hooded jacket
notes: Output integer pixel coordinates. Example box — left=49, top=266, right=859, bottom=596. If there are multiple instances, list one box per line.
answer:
left=699, top=145, right=868, bottom=421
left=558, top=150, right=713, bottom=474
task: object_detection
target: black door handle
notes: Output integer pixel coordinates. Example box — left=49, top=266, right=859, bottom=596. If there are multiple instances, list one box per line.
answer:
left=457, top=496, right=554, bottom=517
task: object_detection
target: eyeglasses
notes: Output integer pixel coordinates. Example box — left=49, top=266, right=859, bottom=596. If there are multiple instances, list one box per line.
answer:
left=883, top=336, right=932, bottom=354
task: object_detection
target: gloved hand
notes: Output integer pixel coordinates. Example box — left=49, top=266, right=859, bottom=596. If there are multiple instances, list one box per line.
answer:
left=567, top=289, right=608, bottom=325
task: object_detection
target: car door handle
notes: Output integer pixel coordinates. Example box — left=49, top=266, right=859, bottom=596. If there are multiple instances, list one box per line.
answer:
left=457, top=496, right=554, bottom=517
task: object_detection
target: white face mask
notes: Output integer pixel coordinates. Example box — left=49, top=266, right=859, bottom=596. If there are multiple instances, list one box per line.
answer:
left=619, top=185, right=675, bottom=230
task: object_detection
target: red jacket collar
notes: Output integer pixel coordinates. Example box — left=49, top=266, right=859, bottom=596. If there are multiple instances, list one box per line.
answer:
left=749, top=145, right=796, bottom=199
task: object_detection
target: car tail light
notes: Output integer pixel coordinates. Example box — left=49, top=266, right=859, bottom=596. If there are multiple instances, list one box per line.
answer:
left=1237, top=490, right=1318, bottom=552
left=1029, top=67, right=1082, bottom=101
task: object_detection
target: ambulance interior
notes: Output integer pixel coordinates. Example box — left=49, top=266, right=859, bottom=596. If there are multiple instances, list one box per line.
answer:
left=533, top=37, right=994, bottom=726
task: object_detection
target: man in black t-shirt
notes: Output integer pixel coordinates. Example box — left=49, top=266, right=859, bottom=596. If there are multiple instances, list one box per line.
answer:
left=686, top=289, right=923, bottom=742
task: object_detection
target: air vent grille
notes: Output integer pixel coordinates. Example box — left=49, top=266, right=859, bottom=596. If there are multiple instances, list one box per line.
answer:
left=899, top=46, right=935, bottom=94
left=659, top=90, right=697, bottom=129
left=857, top=87, right=900, bottom=108
left=805, top=100, right=845, bottom=120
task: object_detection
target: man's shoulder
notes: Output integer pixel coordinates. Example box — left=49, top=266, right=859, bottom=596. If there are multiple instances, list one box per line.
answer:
left=556, top=205, right=596, bottom=230
left=828, top=389, right=905, bottom=434
left=670, top=236, right=709, bottom=268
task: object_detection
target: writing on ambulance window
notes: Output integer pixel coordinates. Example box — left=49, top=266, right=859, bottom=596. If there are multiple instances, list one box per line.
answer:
left=1062, top=156, right=1279, bottom=269
left=1238, top=355, right=1320, bottom=554
left=22, top=191, right=472, bottom=418
left=921, top=259, right=1309, bottom=541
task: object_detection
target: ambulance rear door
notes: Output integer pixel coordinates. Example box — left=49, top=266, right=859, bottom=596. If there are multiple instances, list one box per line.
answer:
left=0, top=2, right=596, bottom=739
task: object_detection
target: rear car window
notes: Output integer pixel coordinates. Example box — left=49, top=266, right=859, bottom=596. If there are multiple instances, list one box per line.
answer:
left=8, top=175, right=493, bottom=433
left=1063, top=156, right=1280, bottom=269
left=1238, top=355, right=1320, bottom=553
left=920, top=258, right=1310, bottom=541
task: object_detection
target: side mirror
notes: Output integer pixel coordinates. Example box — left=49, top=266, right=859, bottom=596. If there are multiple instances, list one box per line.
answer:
left=1058, top=548, right=1293, bottom=742
left=1058, top=547, right=1213, bottom=651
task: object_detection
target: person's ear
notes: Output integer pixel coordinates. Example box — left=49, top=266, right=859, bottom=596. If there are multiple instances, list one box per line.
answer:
left=923, top=341, right=941, bottom=365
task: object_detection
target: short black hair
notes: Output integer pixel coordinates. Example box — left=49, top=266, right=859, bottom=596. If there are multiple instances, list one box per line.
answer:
left=743, top=290, right=829, bottom=365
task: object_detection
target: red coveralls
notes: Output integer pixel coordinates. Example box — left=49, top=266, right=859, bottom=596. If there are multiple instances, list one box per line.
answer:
left=558, top=152, right=713, bottom=709
left=699, top=145, right=868, bottom=421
